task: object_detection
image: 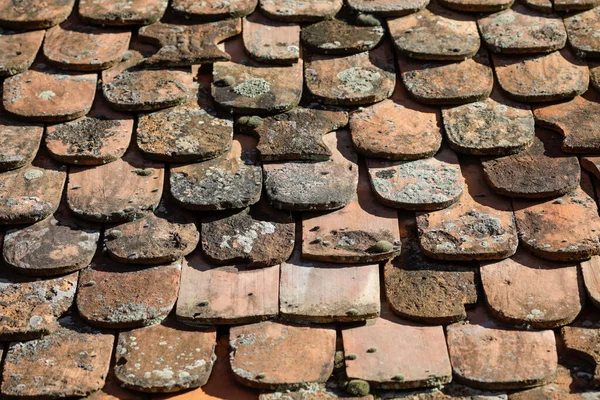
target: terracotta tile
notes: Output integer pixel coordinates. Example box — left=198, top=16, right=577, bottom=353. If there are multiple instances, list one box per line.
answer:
left=280, top=249, right=380, bottom=322
left=521, top=0, right=553, bottom=12
left=170, top=135, right=262, bottom=211
left=385, top=213, right=478, bottom=325
left=378, top=384, right=508, bottom=399
left=263, top=130, right=358, bottom=211
left=443, top=88, right=534, bottom=156
left=438, top=0, right=513, bottom=12
left=582, top=256, right=600, bottom=307
left=301, top=19, right=384, bottom=55
left=261, top=390, right=373, bottom=399
left=259, top=0, right=343, bottom=21
left=350, top=81, right=441, bottom=160
left=509, top=382, right=591, bottom=400
left=212, top=37, right=302, bottom=115
left=388, top=3, right=480, bottom=61
left=561, top=313, right=600, bottom=387
left=481, top=128, right=580, bottom=198
left=0, top=0, right=73, bottom=29
left=239, top=105, right=348, bottom=162
left=68, top=150, right=164, bottom=222
left=554, top=0, right=600, bottom=11
left=3, top=65, right=97, bottom=122
left=305, top=42, right=395, bottom=106
left=77, top=257, right=181, bottom=329
left=0, top=150, right=66, bottom=224
left=582, top=156, right=600, bottom=180
left=46, top=95, right=134, bottom=165
left=0, top=113, right=43, bottom=171
left=492, top=50, right=589, bottom=102
left=346, top=0, right=429, bottom=16
left=176, top=253, right=279, bottom=325
left=565, top=8, right=600, bottom=58
left=44, top=16, right=132, bottom=71
left=0, top=30, right=45, bottom=76
left=85, top=372, right=147, bottom=400
left=115, top=322, right=216, bottom=393
left=478, top=5, right=567, bottom=54
left=366, top=147, right=464, bottom=211
left=78, top=0, right=167, bottom=26
left=398, top=51, right=493, bottom=105
left=172, top=0, right=257, bottom=21
left=243, top=11, right=300, bottom=64
left=0, top=270, right=77, bottom=341
left=229, top=321, right=336, bottom=389
left=592, top=63, right=600, bottom=92
left=446, top=306, right=558, bottom=390
left=342, top=314, right=452, bottom=389
left=302, top=162, right=401, bottom=263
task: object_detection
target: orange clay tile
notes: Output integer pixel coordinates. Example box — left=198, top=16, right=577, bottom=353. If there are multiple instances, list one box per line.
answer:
left=46, top=95, right=134, bottom=165
left=1, top=316, right=113, bottom=398
left=304, top=43, right=395, bottom=106
left=350, top=81, right=441, bottom=160
left=342, top=314, right=452, bottom=389
left=239, top=106, right=348, bottom=162
left=443, top=89, right=534, bottom=156
left=201, top=199, right=295, bottom=267
left=446, top=306, right=558, bottom=390
left=438, top=0, right=513, bottom=12
left=77, top=258, right=181, bottom=329
left=279, top=249, right=381, bottom=322
left=302, top=162, right=401, bottom=263
left=554, top=0, right=600, bottom=11
left=480, top=249, right=583, bottom=329
left=492, top=49, right=589, bottom=102
left=261, top=390, right=374, bottom=399
left=243, top=12, right=300, bottom=64
left=509, top=365, right=596, bottom=399
left=3, top=65, right=97, bottom=122
left=114, top=322, right=216, bottom=393
left=521, top=0, right=553, bottom=12
left=229, top=321, right=336, bottom=389
left=176, top=253, right=279, bottom=325
left=259, top=0, right=343, bottom=21
left=564, top=8, right=600, bottom=58
left=0, top=30, right=45, bottom=76
left=0, top=150, right=66, bottom=224
left=346, top=0, right=429, bottom=16
left=481, top=128, right=580, bottom=198
left=85, top=372, right=147, bottom=400
left=398, top=51, right=493, bottom=105
left=0, top=0, right=73, bottom=29
left=366, top=147, right=464, bottom=211
left=67, top=150, right=164, bottom=223
left=561, top=314, right=600, bottom=386
left=78, top=0, right=167, bottom=26
left=170, top=135, right=262, bottom=211
left=0, top=270, right=77, bottom=341
left=477, top=5, right=567, bottom=54
left=301, top=19, right=384, bottom=55
left=212, top=37, right=302, bottom=115
left=385, top=213, right=478, bottom=325
left=0, top=114, right=43, bottom=171
left=388, top=3, right=480, bottom=61
left=263, top=130, right=359, bottom=211
left=582, top=256, right=600, bottom=307
left=582, top=156, right=600, bottom=180
left=172, top=0, right=257, bottom=20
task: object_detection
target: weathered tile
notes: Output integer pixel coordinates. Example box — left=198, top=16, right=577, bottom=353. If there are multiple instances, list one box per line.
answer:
left=398, top=51, right=493, bottom=105
left=385, top=213, right=478, bottom=325
left=388, top=4, right=480, bottom=61
left=492, top=50, right=589, bottom=102
left=378, top=384, right=508, bottom=399
left=592, top=62, right=600, bottom=91
left=170, top=135, right=262, bottom=211
left=238, top=105, right=348, bottom=162
left=261, top=390, right=374, bottom=399
left=0, top=114, right=43, bottom=171
left=301, top=19, right=384, bottom=55
left=521, top=0, right=553, bottom=12
left=582, top=256, right=600, bottom=307
left=68, top=150, right=164, bottom=222
left=0, top=270, right=77, bottom=341
left=582, top=156, right=600, bottom=180
left=561, top=313, right=600, bottom=386
left=0, top=30, right=45, bottom=76
left=565, top=8, right=600, bottom=58
left=280, top=250, right=380, bottom=322
left=442, top=89, right=534, bottom=156
left=342, top=314, right=452, bottom=389
left=46, top=95, right=134, bottom=165
left=438, top=0, right=513, bottom=12
left=3, top=65, right=97, bottom=122
left=243, top=11, right=300, bottom=64
left=481, top=128, right=580, bottom=198
left=554, top=0, right=600, bottom=11
left=263, top=130, right=358, bottom=211
left=229, top=321, right=336, bottom=389
left=1, top=316, right=113, bottom=398
left=172, top=0, right=257, bottom=20
left=350, top=82, right=441, bottom=160
left=176, top=253, right=279, bottom=325
left=86, top=372, right=146, bottom=400
left=446, top=306, right=558, bottom=390
left=366, top=147, right=463, bottom=210
left=77, top=258, right=181, bottom=328
left=115, top=322, right=216, bottom=393
left=259, top=0, right=342, bottom=21
left=478, top=5, right=567, bottom=54
left=305, top=43, right=395, bottom=106
left=0, top=0, right=73, bottom=29
left=78, top=0, right=168, bottom=25
left=346, top=0, right=429, bottom=16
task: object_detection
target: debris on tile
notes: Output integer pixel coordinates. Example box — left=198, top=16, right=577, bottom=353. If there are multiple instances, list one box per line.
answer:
left=0, top=113, right=43, bottom=171
left=346, top=0, right=429, bottom=16
left=564, top=7, right=600, bottom=58
left=172, top=0, right=257, bottom=20
left=0, top=29, right=45, bottom=76
left=78, top=0, right=168, bottom=26
left=0, top=0, right=74, bottom=29
left=301, top=18, right=384, bottom=55
left=259, top=0, right=343, bottom=21
left=243, top=11, right=300, bottom=64
left=582, top=256, right=600, bottom=308
left=438, top=0, right=513, bottom=12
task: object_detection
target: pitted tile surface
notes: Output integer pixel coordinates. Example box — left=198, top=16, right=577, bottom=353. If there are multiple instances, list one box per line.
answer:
left=301, top=19, right=384, bottom=55
left=172, top=0, right=257, bottom=20
left=0, top=30, right=45, bottom=76
left=564, top=7, right=600, bottom=58
left=0, top=115, right=43, bottom=171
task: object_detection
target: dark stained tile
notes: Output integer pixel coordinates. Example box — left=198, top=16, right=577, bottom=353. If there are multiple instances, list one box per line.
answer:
left=590, top=62, right=600, bottom=92
left=564, top=8, right=600, bottom=58
left=259, top=0, right=343, bottom=21
left=438, top=0, right=513, bottom=12
left=301, top=19, right=384, bottom=55
left=0, top=114, right=43, bottom=171
left=172, top=0, right=257, bottom=21
left=561, top=312, right=600, bottom=387
left=582, top=156, right=600, bottom=180
left=346, top=0, right=429, bottom=16
left=0, top=30, right=45, bottom=76
left=78, top=0, right=168, bottom=26
left=582, top=256, right=600, bottom=307
left=0, top=0, right=73, bottom=29
left=243, top=12, right=300, bottom=64
left=554, top=0, right=600, bottom=11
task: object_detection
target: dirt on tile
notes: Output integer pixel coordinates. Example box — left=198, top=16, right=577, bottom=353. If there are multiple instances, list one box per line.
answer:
left=301, top=19, right=384, bottom=55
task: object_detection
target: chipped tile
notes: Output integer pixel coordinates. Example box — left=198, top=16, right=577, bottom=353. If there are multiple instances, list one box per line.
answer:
left=0, top=29, right=45, bottom=76
left=259, top=0, right=343, bottom=21
left=243, top=11, right=300, bottom=64
left=438, top=0, right=513, bottom=12
left=564, top=7, right=600, bottom=58
left=0, top=0, right=73, bottom=29
left=0, top=113, right=43, bottom=171
left=561, top=313, right=600, bottom=386
left=582, top=256, right=600, bottom=307
left=346, top=0, right=429, bottom=16
left=172, top=0, right=257, bottom=20
left=78, top=0, right=168, bottom=26
left=301, top=19, right=384, bottom=55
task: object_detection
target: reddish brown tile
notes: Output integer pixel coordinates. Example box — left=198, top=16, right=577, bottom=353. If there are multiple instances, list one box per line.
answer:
left=582, top=256, right=600, bottom=307
left=176, top=253, right=279, bottom=325
left=582, top=156, right=600, bottom=180
left=78, top=0, right=167, bottom=26
left=261, top=390, right=373, bottom=399
left=85, top=372, right=147, bottom=400
left=229, top=321, right=336, bottom=389
left=346, top=0, right=428, bottom=16
left=565, top=8, right=600, bottom=58
left=0, top=0, right=73, bottom=29
left=0, top=30, right=45, bottom=76
left=172, top=0, right=257, bottom=20
left=0, top=114, right=43, bottom=171
left=243, top=12, right=300, bottom=64
left=561, top=315, right=600, bottom=387
left=259, top=0, right=343, bottom=21
left=554, top=0, right=600, bottom=11
left=301, top=19, right=384, bottom=55
left=438, top=0, right=513, bottom=12
left=509, top=381, right=591, bottom=400
left=521, top=0, right=553, bottom=12
left=379, top=384, right=508, bottom=399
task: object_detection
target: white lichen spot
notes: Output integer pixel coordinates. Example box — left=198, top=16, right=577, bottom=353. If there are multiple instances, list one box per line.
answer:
left=38, top=91, right=56, bottom=100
